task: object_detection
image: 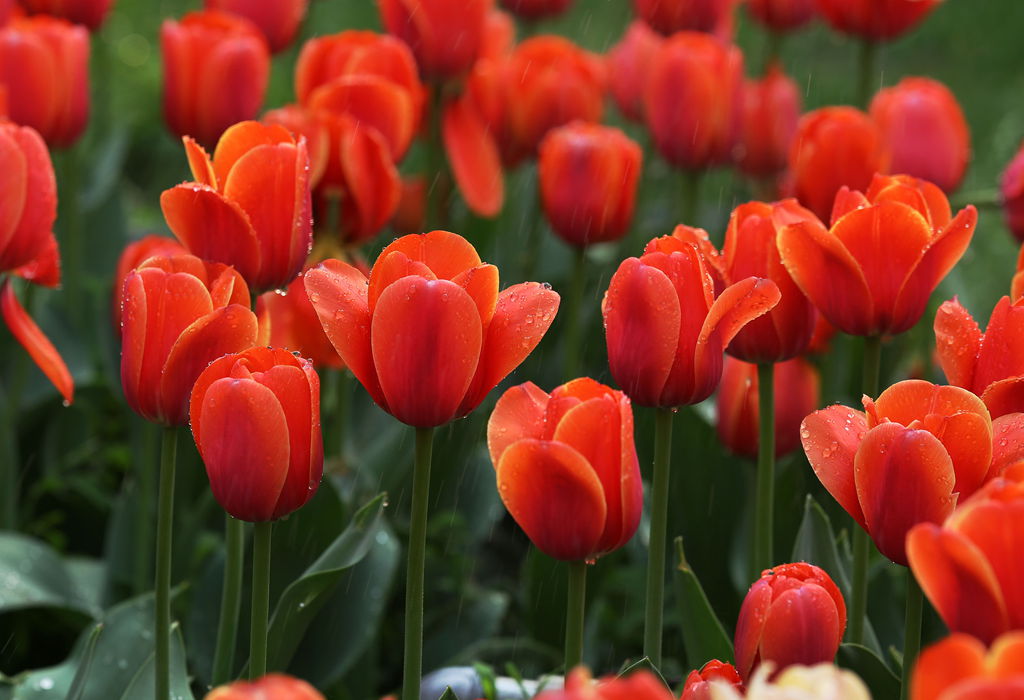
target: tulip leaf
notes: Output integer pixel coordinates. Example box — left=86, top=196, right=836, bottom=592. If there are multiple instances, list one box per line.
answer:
left=116, top=624, right=193, bottom=700
left=673, top=537, right=734, bottom=666
left=617, top=657, right=669, bottom=687
left=437, top=688, right=460, bottom=700
left=0, top=532, right=101, bottom=619
left=64, top=624, right=102, bottom=700
left=261, top=492, right=387, bottom=673
left=837, top=643, right=900, bottom=700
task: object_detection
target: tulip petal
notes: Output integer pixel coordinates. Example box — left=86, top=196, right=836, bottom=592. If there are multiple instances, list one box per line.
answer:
left=336, top=118, right=401, bottom=242
left=371, top=276, right=482, bottom=427
left=309, top=76, right=415, bottom=161
left=759, top=585, right=842, bottom=671
left=372, top=230, right=482, bottom=283
left=495, top=438, right=606, bottom=561
left=451, top=264, right=499, bottom=326
left=734, top=579, right=772, bottom=679
left=981, top=378, right=1024, bottom=420
left=211, top=121, right=294, bottom=185
left=1, top=280, right=72, bottom=404
left=911, top=633, right=988, bottom=700
left=0, top=125, right=55, bottom=272
left=183, top=136, right=217, bottom=187
left=954, top=500, right=1024, bottom=630
left=196, top=37, right=269, bottom=149
left=974, top=297, right=1024, bottom=394
left=487, top=381, right=550, bottom=467
left=442, top=96, right=504, bottom=217
left=700, top=276, right=781, bottom=351
left=13, top=230, right=61, bottom=288
left=934, top=296, right=982, bottom=390
left=0, top=129, right=27, bottom=254
left=801, top=405, right=869, bottom=529
left=990, top=413, right=1024, bottom=477
left=367, top=251, right=436, bottom=311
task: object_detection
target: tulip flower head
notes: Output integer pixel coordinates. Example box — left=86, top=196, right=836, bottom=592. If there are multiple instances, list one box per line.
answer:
left=737, top=63, right=800, bottom=180
left=633, top=0, right=734, bottom=35
left=377, top=0, right=491, bottom=80
left=535, top=667, right=675, bottom=700
left=911, top=631, right=1024, bottom=700
left=19, top=0, right=114, bottom=31
left=1001, top=141, right=1024, bottom=243
left=205, top=0, right=308, bottom=53
left=681, top=660, right=744, bottom=700
left=304, top=230, right=560, bottom=428
left=814, top=0, right=941, bottom=41
left=112, top=235, right=188, bottom=329
left=262, top=104, right=329, bottom=190
left=606, top=20, right=663, bottom=123
left=734, top=563, right=847, bottom=682
left=258, top=273, right=343, bottom=369
left=746, top=0, right=815, bottom=32
left=205, top=672, right=325, bottom=699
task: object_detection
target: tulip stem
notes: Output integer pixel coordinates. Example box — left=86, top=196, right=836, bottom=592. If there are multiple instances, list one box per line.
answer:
left=403, top=426, right=435, bottom=700
left=425, top=84, right=449, bottom=230
left=863, top=335, right=881, bottom=397
left=564, top=247, right=587, bottom=378
left=134, top=421, right=157, bottom=595
left=753, top=363, right=775, bottom=577
left=643, top=407, right=674, bottom=668
left=856, top=40, right=879, bottom=109
left=155, top=426, right=177, bottom=700
left=901, top=570, right=923, bottom=700
left=681, top=171, right=702, bottom=226
left=212, top=515, right=245, bottom=684
left=564, top=559, right=587, bottom=672
left=249, top=521, right=272, bottom=679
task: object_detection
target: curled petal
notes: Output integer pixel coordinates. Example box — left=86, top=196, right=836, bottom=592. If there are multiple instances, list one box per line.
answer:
left=442, top=96, right=504, bottom=217
left=734, top=578, right=772, bottom=679
left=934, top=296, right=982, bottom=390
left=801, top=405, right=869, bottom=528
left=1, top=279, right=72, bottom=404
left=487, top=381, right=550, bottom=467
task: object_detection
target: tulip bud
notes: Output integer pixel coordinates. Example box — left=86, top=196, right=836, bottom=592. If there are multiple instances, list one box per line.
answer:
left=633, top=0, right=734, bottom=35
left=681, top=660, right=743, bottom=700
left=814, top=0, right=940, bottom=41
left=19, top=0, right=114, bottom=31
left=112, top=235, right=187, bottom=329
left=204, top=0, right=308, bottom=53
left=205, top=672, right=325, bottom=699
left=378, top=0, right=491, bottom=80
left=1001, top=141, right=1024, bottom=243
left=606, top=20, right=662, bottom=123
left=746, top=0, right=815, bottom=32
left=737, top=63, right=800, bottom=179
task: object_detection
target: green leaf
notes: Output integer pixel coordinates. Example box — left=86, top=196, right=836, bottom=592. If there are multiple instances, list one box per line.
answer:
left=0, top=533, right=101, bottom=618
left=437, top=688, right=460, bottom=700
left=117, top=624, right=194, bottom=700
left=837, top=643, right=900, bottom=700
left=617, top=657, right=669, bottom=687
left=65, top=624, right=102, bottom=700
left=674, top=537, right=734, bottom=666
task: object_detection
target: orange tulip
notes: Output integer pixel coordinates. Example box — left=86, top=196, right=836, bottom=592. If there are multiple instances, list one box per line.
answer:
left=257, top=273, right=343, bottom=369
left=1001, top=141, right=1024, bottom=243
left=112, top=235, right=187, bottom=329
left=206, top=673, right=325, bottom=699
left=802, top=380, right=993, bottom=564
left=606, top=20, right=662, bottom=123
left=538, top=122, right=642, bottom=248
left=204, top=0, right=307, bottom=53
left=304, top=230, right=560, bottom=428
left=633, top=0, right=734, bottom=35
left=161, top=10, right=269, bottom=148
left=19, top=0, right=113, bottom=31
left=501, top=0, right=571, bottom=19
left=262, top=104, right=329, bottom=189
left=681, top=660, right=743, bottom=700
left=120, top=254, right=258, bottom=426
left=160, top=121, right=313, bottom=293
left=907, top=463, right=1024, bottom=645
left=746, top=0, right=815, bottom=32
left=644, top=32, right=742, bottom=170
left=377, top=0, right=491, bottom=80
left=912, top=632, right=1024, bottom=700
left=814, top=0, right=940, bottom=40
left=870, top=77, right=970, bottom=194
left=778, top=173, right=976, bottom=337
left=488, top=378, right=641, bottom=561
left=0, top=16, right=88, bottom=147
left=535, top=667, right=674, bottom=700
left=603, top=233, right=780, bottom=407
left=737, top=63, right=800, bottom=179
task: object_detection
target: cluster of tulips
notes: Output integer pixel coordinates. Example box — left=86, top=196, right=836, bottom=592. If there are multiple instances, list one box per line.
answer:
left=3, top=0, right=1024, bottom=699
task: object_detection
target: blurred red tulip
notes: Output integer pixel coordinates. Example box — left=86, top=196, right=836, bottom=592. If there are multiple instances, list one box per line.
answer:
left=501, top=0, right=571, bottom=19
left=377, top=0, right=491, bottom=80
left=112, top=235, right=187, bottom=329
left=644, top=32, right=742, bottom=170
left=908, top=463, right=1024, bottom=645
left=206, top=673, right=325, bottom=699
left=746, top=0, right=815, bottom=32
left=262, top=104, right=329, bottom=189
left=606, top=20, right=662, bottom=123
left=538, top=122, right=642, bottom=248
left=161, top=10, right=269, bottom=148
left=304, top=230, right=560, bottom=428
left=634, top=0, right=734, bottom=34
left=870, top=77, right=970, bottom=193
left=0, top=0, right=11, bottom=23
left=814, top=0, right=940, bottom=40
left=716, top=357, right=820, bottom=459
left=257, top=273, right=343, bottom=369
left=204, top=0, right=307, bottom=53
left=912, top=632, right=1024, bottom=700
left=18, top=0, right=113, bottom=31
left=737, top=63, right=800, bottom=179
left=488, top=378, right=641, bottom=561
left=787, top=106, right=889, bottom=221
left=802, top=379, right=992, bottom=564
left=391, top=176, right=426, bottom=235
left=735, top=562, right=846, bottom=681
left=0, top=16, right=88, bottom=146
left=681, top=660, right=744, bottom=700
left=536, top=667, right=674, bottom=700
left=778, top=173, right=975, bottom=337
left=160, top=121, right=313, bottom=293
left=1001, top=141, right=1024, bottom=243
left=191, top=346, right=322, bottom=522
left=603, top=233, right=780, bottom=407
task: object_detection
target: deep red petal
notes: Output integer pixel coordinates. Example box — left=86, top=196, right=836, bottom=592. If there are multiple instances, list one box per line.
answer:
left=487, top=381, right=551, bottom=467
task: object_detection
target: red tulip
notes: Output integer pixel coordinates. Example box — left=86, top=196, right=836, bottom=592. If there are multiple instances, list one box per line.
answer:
left=204, top=0, right=307, bottom=53
left=644, top=32, right=742, bottom=170
left=18, top=0, right=113, bottom=31
left=681, top=660, right=744, bottom=700
left=746, top=0, right=815, bottom=32
left=161, top=10, right=269, bottom=148
left=538, top=122, right=642, bottom=248
left=206, top=673, right=325, bottom=699
left=304, top=230, right=560, bottom=428
left=814, top=0, right=940, bottom=40
left=716, top=356, right=820, bottom=459
left=734, top=562, right=846, bottom=682
left=120, top=254, right=258, bottom=426
left=535, top=668, right=674, bottom=700
left=778, top=173, right=976, bottom=337
left=160, top=121, right=312, bottom=293
left=737, top=63, right=800, bottom=179
left=907, top=463, right=1024, bottom=645
left=606, top=20, right=662, bottom=123
left=633, top=0, right=734, bottom=35
left=1001, top=141, right=1024, bottom=243
left=262, top=104, right=329, bottom=189
left=0, top=16, right=88, bottom=146
left=603, top=233, right=780, bottom=407
left=802, top=379, right=993, bottom=564
left=377, top=0, right=491, bottom=80
left=391, top=176, right=426, bottom=235
left=787, top=106, right=889, bottom=221
left=870, top=77, right=970, bottom=194
left=912, top=632, right=1024, bottom=700
left=501, top=0, right=571, bottom=19
left=112, top=235, right=187, bottom=329
left=0, top=0, right=13, bottom=24
left=488, top=378, right=641, bottom=561
left=257, top=273, right=343, bottom=369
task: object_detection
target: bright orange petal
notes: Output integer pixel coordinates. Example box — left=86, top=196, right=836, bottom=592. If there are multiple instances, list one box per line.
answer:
left=487, top=381, right=550, bottom=467
left=211, top=121, right=294, bottom=185
left=1, top=279, right=72, bottom=404
left=183, top=136, right=217, bottom=187
left=934, top=296, right=982, bottom=390
left=801, top=405, right=869, bottom=528
left=442, top=96, right=504, bottom=217
left=910, top=633, right=987, bottom=700
left=371, top=230, right=482, bottom=284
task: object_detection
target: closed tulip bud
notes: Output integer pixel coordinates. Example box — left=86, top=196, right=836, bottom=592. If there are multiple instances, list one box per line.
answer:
left=802, top=380, right=993, bottom=564
left=206, top=673, right=324, bottom=699
left=746, top=0, right=815, bottom=32
left=120, top=254, right=258, bottom=426
left=112, top=235, right=187, bottom=329
left=870, top=77, right=970, bottom=193
left=538, top=122, right=642, bottom=248
left=257, top=273, right=343, bottom=369
left=204, top=0, right=307, bottom=53
left=480, top=9, right=516, bottom=61
left=734, top=563, right=846, bottom=682
left=488, top=378, right=642, bottom=561
left=911, top=631, right=1024, bottom=700
left=814, top=0, right=940, bottom=41
left=501, top=0, right=572, bottom=19
left=536, top=667, right=675, bottom=700
left=606, top=20, right=662, bottom=123
left=633, top=0, right=734, bottom=35
left=1001, top=142, right=1024, bottom=243
left=378, top=0, right=491, bottom=80
left=644, top=32, right=743, bottom=171
left=19, top=0, right=113, bottom=31
left=304, top=230, right=559, bottom=428
left=603, top=233, right=780, bottom=407
left=779, top=173, right=975, bottom=337
left=681, top=660, right=744, bottom=700
left=160, top=121, right=313, bottom=293
left=0, top=16, right=89, bottom=147
left=737, top=63, right=800, bottom=179
left=161, top=10, right=269, bottom=148
left=717, top=357, right=819, bottom=459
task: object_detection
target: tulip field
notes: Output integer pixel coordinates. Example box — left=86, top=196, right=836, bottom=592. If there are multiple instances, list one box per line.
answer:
left=4, top=0, right=1024, bottom=699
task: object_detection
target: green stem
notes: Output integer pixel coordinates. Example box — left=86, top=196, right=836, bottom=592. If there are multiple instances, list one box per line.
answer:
left=901, top=571, right=923, bottom=700
left=249, top=521, right=272, bottom=679
left=0, top=371, right=17, bottom=530
left=58, top=149, right=83, bottom=321
left=154, top=427, right=177, bottom=700
left=856, top=39, right=879, bottom=109
left=951, top=188, right=1001, bottom=210
left=680, top=171, right=702, bottom=227
left=212, top=515, right=246, bottom=684
left=403, top=427, right=435, bottom=700
left=134, top=422, right=157, bottom=595
left=643, top=407, right=674, bottom=667
left=522, top=172, right=544, bottom=281
left=752, top=363, right=775, bottom=577
left=564, top=560, right=587, bottom=672
left=863, top=335, right=882, bottom=397
left=762, top=30, right=783, bottom=74
left=563, top=248, right=587, bottom=378
left=328, top=369, right=351, bottom=463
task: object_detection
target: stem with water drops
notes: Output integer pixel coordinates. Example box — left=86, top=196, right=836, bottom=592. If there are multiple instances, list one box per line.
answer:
left=155, top=427, right=177, bottom=700
left=752, top=363, right=776, bottom=577
left=211, top=515, right=245, bottom=684
left=643, top=407, right=674, bottom=668
left=249, top=521, right=272, bottom=679
left=403, top=427, right=435, bottom=700
left=564, top=559, right=587, bottom=672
